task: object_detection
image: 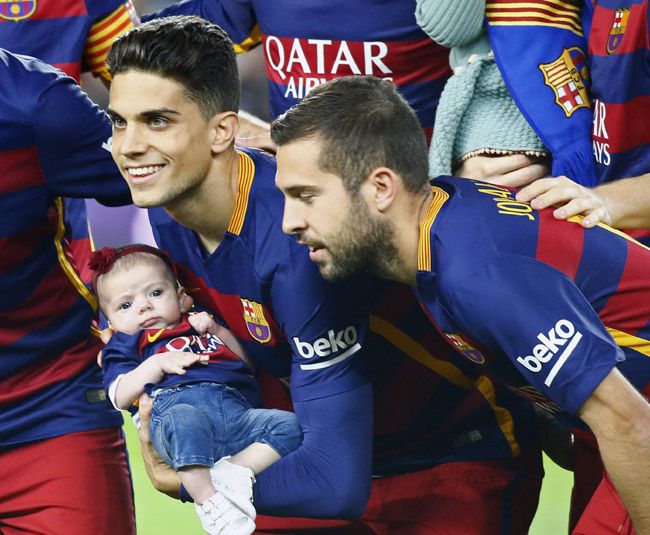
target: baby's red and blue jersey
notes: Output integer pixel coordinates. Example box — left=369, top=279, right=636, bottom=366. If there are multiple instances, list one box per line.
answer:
left=588, top=0, right=649, bottom=184
left=102, top=317, right=260, bottom=410
left=142, top=0, right=450, bottom=137
left=149, top=147, right=372, bottom=516
left=416, top=175, right=650, bottom=429
left=0, top=50, right=131, bottom=446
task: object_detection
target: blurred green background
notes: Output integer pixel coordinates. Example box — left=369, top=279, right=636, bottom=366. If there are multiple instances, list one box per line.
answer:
left=123, top=421, right=573, bottom=534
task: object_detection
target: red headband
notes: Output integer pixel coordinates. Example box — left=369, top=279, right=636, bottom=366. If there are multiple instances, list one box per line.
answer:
left=88, top=244, right=178, bottom=294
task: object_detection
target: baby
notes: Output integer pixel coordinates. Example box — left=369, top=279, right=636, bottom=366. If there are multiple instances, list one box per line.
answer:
left=90, top=244, right=302, bottom=535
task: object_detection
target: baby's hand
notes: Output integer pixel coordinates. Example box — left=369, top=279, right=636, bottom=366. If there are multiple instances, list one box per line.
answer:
left=155, top=351, right=209, bottom=375
left=188, top=311, right=219, bottom=335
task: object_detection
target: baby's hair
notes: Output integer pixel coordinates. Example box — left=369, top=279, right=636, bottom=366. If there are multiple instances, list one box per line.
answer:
left=88, top=244, right=179, bottom=310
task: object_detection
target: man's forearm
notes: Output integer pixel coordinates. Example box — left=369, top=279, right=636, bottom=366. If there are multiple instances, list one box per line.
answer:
left=253, top=383, right=373, bottom=517
left=579, top=369, right=650, bottom=533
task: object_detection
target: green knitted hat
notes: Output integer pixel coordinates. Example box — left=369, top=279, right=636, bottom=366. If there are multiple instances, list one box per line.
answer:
left=429, top=58, right=547, bottom=176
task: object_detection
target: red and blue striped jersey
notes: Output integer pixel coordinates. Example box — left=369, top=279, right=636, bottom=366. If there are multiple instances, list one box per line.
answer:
left=0, top=0, right=139, bottom=282
left=588, top=0, right=649, bottom=183
left=142, top=0, right=451, bottom=138
left=0, top=51, right=131, bottom=446
left=0, top=0, right=138, bottom=84
left=102, top=317, right=260, bottom=411
left=416, top=176, right=650, bottom=428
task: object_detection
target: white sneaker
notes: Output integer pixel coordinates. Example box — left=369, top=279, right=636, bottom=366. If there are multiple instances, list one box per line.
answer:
left=210, top=456, right=256, bottom=520
left=195, top=492, right=255, bottom=535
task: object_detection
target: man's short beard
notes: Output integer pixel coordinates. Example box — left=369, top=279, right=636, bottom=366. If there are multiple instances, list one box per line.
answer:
left=323, top=197, right=397, bottom=283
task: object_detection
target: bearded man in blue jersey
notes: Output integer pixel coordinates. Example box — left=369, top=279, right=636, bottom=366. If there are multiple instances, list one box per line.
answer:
left=273, top=75, right=650, bottom=535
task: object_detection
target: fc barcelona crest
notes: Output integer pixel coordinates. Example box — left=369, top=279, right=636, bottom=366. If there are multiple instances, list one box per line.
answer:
left=444, top=332, right=485, bottom=364
left=607, top=8, right=630, bottom=54
left=539, top=47, right=590, bottom=118
left=241, top=298, right=271, bottom=344
left=0, top=0, right=37, bottom=21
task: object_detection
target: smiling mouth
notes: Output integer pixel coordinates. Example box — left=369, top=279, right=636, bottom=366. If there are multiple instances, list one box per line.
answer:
left=126, top=165, right=165, bottom=182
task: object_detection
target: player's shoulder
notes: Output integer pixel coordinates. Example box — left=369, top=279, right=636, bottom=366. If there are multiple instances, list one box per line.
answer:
left=237, top=147, right=290, bottom=236
left=430, top=175, right=536, bottom=257
left=0, top=50, right=68, bottom=120
left=242, top=147, right=282, bottom=203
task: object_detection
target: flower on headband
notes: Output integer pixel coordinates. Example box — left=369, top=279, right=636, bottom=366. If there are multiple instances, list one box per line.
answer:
left=88, top=247, right=118, bottom=275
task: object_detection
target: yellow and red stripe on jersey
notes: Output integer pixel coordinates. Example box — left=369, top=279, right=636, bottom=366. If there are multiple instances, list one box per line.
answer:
left=418, top=186, right=449, bottom=272
left=84, top=1, right=139, bottom=81
left=486, top=0, right=583, bottom=37
left=227, top=150, right=256, bottom=236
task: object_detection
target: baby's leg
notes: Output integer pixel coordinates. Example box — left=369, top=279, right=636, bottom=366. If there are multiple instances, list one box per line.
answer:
left=150, top=393, right=222, bottom=507
left=210, top=407, right=303, bottom=520
left=178, top=466, right=215, bottom=505
left=229, top=442, right=281, bottom=474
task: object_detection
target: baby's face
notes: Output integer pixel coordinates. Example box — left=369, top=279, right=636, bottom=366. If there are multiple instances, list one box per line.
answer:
left=100, top=263, right=182, bottom=336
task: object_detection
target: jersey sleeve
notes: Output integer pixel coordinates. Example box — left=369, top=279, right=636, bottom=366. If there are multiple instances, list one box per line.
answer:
left=250, top=243, right=373, bottom=516
left=101, top=332, right=141, bottom=394
left=443, top=255, right=623, bottom=415
left=270, top=241, right=371, bottom=403
left=141, top=0, right=261, bottom=53
left=84, top=0, right=140, bottom=81
left=253, top=381, right=373, bottom=517
left=34, top=79, right=131, bottom=205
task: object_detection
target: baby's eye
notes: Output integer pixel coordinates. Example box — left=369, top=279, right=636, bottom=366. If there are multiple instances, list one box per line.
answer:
left=120, top=301, right=132, bottom=310
left=150, top=289, right=163, bottom=297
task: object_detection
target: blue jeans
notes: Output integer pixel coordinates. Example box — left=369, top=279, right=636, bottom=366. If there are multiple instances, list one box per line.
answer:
left=149, top=382, right=302, bottom=470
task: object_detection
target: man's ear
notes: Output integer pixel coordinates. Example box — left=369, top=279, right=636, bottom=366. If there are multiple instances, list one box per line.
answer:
left=210, top=111, right=239, bottom=153
left=367, top=167, right=399, bottom=213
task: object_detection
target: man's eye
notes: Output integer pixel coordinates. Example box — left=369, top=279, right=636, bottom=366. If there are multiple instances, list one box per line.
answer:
left=111, top=117, right=126, bottom=129
left=299, top=193, right=315, bottom=204
left=150, top=117, right=168, bottom=128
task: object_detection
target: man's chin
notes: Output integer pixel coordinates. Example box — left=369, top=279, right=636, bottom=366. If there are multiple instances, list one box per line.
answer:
left=130, top=192, right=161, bottom=209
left=318, top=263, right=354, bottom=284
left=315, top=261, right=337, bottom=282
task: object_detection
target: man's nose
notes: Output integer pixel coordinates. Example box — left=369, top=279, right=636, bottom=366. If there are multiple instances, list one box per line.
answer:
left=282, top=199, right=307, bottom=236
left=116, top=124, right=147, bottom=157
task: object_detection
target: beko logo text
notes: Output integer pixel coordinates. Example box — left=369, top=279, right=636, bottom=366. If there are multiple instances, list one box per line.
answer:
left=516, top=319, right=583, bottom=386
left=294, top=327, right=358, bottom=359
